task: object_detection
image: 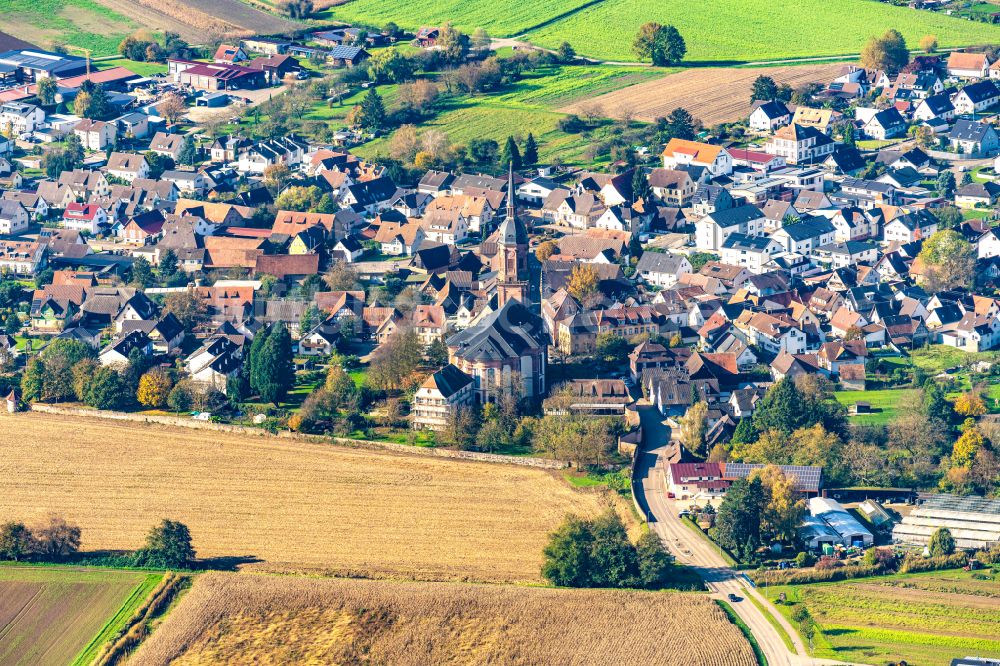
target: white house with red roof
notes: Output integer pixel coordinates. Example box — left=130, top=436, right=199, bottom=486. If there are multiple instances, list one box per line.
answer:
left=61, top=202, right=107, bottom=234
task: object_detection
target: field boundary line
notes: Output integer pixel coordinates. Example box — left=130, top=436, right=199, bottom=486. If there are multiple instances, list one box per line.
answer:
left=26, top=404, right=569, bottom=470
left=511, top=0, right=609, bottom=39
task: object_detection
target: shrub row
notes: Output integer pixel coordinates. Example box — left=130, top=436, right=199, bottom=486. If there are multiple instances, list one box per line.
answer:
left=898, top=552, right=969, bottom=574
left=749, top=563, right=885, bottom=586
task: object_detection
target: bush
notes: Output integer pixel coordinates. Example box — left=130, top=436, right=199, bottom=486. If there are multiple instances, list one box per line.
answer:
left=815, top=555, right=842, bottom=570
left=794, top=551, right=815, bottom=568
left=790, top=605, right=811, bottom=624
left=899, top=552, right=967, bottom=574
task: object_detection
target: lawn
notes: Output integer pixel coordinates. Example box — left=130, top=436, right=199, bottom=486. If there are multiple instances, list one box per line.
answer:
left=766, top=569, right=1000, bottom=666
left=0, top=566, right=162, bottom=666
left=97, top=57, right=168, bottom=77
left=523, top=0, right=1000, bottom=62
left=910, top=345, right=1000, bottom=374
left=0, top=0, right=137, bottom=55
left=835, top=388, right=917, bottom=425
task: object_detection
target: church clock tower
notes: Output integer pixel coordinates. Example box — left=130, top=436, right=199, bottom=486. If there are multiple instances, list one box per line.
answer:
left=496, top=162, right=529, bottom=307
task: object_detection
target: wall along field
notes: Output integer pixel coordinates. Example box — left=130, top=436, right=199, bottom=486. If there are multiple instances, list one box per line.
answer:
left=0, top=412, right=608, bottom=582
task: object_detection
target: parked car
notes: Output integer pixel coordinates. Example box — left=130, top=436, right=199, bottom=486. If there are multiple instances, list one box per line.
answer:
left=727, top=593, right=741, bottom=602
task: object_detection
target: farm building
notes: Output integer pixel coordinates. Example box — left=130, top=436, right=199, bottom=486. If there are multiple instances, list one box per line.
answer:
left=799, top=515, right=843, bottom=550
left=167, top=58, right=266, bottom=91
left=666, top=462, right=822, bottom=502
left=807, top=497, right=873, bottom=548
left=892, top=494, right=1000, bottom=550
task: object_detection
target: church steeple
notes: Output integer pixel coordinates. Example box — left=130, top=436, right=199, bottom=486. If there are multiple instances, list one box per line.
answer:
left=506, top=160, right=515, bottom=221
left=496, top=160, right=528, bottom=307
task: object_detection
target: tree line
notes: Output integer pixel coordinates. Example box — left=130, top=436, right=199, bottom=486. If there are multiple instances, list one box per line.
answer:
left=0, top=516, right=195, bottom=569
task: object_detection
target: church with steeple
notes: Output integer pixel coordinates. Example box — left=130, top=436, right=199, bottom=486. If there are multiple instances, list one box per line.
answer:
left=494, top=163, right=529, bottom=307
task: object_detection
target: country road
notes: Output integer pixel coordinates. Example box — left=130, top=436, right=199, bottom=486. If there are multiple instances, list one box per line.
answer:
left=634, top=404, right=862, bottom=666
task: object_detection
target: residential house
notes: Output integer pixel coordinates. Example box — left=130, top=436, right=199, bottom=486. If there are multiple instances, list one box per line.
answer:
left=99, top=330, right=152, bottom=366
left=147, top=132, right=185, bottom=160
left=161, top=170, right=205, bottom=195
left=764, top=124, right=835, bottom=164
left=913, top=92, right=956, bottom=122
left=374, top=220, right=425, bottom=255
left=61, top=202, right=108, bottom=234
left=947, top=51, right=991, bottom=79
left=791, top=106, right=835, bottom=133
left=953, top=80, right=1000, bottom=115
left=695, top=204, right=767, bottom=251
left=636, top=251, right=692, bottom=288
left=770, top=216, right=836, bottom=254
left=861, top=107, right=907, bottom=140
left=648, top=168, right=696, bottom=206
left=748, top=100, right=791, bottom=132
left=412, top=304, right=447, bottom=346
left=661, top=139, right=732, bottom=176
left=0, top=200, right=29, bottom=234
left=956, top=181, right=1000, bottom=209
left=213, top=44, right=248, bottom=64
left=720, top=233, right=783, bottom=273
left=2, top=190, right=47, bottom=221
left=883, top=209, right=938, bottom=243
left=0, top=102, right=43, bottom=134
left=411, top=364, right=475, bottom=431
left=73, top=118, right=116, bottom=150
left=106, top=152, right=150, bottom=182
left=949, top=119, right=999, bottom=157
left=115, top=111, right=150, bottom=139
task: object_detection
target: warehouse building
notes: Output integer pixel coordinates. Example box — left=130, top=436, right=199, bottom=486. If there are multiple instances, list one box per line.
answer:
left=892, top=495, right=1000, bottom=550
left=806, top=497, right=873, bottom=548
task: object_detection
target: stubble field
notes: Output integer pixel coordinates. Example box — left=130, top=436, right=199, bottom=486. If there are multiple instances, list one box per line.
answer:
left=131, top=572, right=757, bottom=666
left=0, top=413, right=608, bottom=582
left=561, top=63, right=846, bottom=126
left=0, top=567, right=161, bottom=666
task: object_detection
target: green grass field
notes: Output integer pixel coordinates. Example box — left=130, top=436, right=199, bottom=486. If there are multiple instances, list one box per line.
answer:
left=321, top=0, right=592, bottom=37
left=766, top=569, right=1000, bottom=666
left=0, top=0, right=137, bottom=54
left=0, top=566, right=162, bottom=666
left=354, top=63, right=663, bottom=166
left=910, top=345, right=1000, bottom=374
left=98, top=57, right=168, bottom=77
left=835, top=388, right=917, bottom=425
left=524, top=0, right=1000, bottom=62
left=326, top=0, right=1000, bottom=62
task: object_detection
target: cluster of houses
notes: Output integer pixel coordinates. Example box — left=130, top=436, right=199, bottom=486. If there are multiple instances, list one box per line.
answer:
left=5, top=35, right=1000, bottom=478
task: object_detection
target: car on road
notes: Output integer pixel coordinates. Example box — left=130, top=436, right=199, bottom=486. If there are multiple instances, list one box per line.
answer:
left=727, top=593, right=741, bottom=602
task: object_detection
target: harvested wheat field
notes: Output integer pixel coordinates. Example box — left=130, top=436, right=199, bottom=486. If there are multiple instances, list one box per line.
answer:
left=131, top=573, right=756, bottom=666
left=0, top=413, right=608, bottom=582
left=562, top=63, right=845, bottom=126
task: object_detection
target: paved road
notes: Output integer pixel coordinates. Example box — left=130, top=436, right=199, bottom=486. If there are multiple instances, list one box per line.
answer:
left=634, top=404, right=860, bottom=666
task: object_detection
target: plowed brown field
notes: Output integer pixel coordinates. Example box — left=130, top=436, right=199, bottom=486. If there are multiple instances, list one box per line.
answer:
left=562, top=63, right=846, bottom=125
left=0, top=412, right=607, bottom=583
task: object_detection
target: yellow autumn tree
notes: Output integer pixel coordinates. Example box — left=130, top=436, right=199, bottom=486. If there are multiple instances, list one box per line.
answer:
left=954, top=392, right=987, bottom=417
left=535, top=240, right=557, bottom=262
left=567, top=264, right=599, bottom=302
left=137, top=369, right=173, bottom=408
left=952, top=427, right=985, bottom=468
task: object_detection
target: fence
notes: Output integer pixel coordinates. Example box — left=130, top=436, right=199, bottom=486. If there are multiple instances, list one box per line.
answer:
left=28, top=404, right=568, bottom=470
